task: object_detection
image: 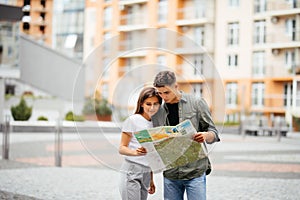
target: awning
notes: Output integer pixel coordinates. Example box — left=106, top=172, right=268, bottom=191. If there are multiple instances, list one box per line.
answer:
left=0, top=4, right=23, bottom=22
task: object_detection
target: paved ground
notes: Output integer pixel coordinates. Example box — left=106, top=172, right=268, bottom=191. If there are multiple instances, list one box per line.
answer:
left=1, top=130, right=300, bottom=200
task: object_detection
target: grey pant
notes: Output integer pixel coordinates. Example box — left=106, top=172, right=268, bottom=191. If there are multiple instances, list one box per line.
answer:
left=119, top=160, right=151, bottom=200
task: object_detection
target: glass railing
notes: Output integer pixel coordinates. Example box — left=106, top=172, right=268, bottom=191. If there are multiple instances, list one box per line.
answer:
left=119, top=13, right=147, bottom=26
left=265, top=64, right=300, bottom=77
left=266, top=29, right=300, bottom=43
left=177, top=6, right=206, bottom=20
left=267, top=0, right=300, bottom=10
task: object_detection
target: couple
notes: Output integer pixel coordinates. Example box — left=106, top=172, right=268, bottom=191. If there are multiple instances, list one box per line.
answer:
left=119, top=70, right=220, bottom=200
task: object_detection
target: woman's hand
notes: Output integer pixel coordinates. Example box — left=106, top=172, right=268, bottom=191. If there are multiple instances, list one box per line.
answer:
left=148, top=180, right=156, bottom=194
left=136, top=146, right=147, bottom=155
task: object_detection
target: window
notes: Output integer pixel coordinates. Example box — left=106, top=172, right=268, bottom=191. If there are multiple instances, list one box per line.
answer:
left=157, top=28, right=167, bottom=48
left=194, top=0, right=205, bottom=18
left=102, top=58, right=110, bottom=79
left=229, top=0, right=239, bottom=7
left=103, top=32, right=111, bottom=53
left=125, top=31, right=132, bottom=50
left=193, top=55, right=204, bottom=76
left=122, top=58, right=132, bottom=73
left=103, top=7, right=112, bottom=28
left=284, top=83, right=293, bottom=107
left=228, top=22, right=239, bottom=45
left=285, top=18, right=296, bottom=41
left=254, top=20, right=266, bottom=44
left=296, top=81, right=300, bottom=107
left=286, top=0, right=297, bottom=8
left=194, top=26, right=204, bottom=46
left=226, top=82, right=238, bottom=107
left=226, top=113, right=239, bottom=123
left=158, top=0, right=168, bottom=23
left=285, top=50, right=296, bottom=71
left=252, top=82, right=265, bottom=107
left=252, top=51, right=265, bottom=76
left=101, top=84, right=109, bottom=99
left=227, top=54, right=238, bottom=67
left=192, top=83, right=202, bottom=98
left=157, top=55, right=167, bottom=71
left=254, top=0, right=266, bottom=13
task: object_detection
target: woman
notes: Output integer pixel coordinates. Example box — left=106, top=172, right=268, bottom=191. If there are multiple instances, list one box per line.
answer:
left=119, top=87, right=162, bottom=200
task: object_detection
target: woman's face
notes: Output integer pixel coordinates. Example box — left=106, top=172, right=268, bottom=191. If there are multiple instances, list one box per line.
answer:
left=141, top=96, right=160, bottom=120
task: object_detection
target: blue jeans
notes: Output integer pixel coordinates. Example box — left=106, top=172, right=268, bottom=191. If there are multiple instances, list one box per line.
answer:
left=164, top=173, right=206, bottom=200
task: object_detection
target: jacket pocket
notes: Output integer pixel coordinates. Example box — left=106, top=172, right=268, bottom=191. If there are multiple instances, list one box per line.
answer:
left=183, top=112, right=197, bottom=129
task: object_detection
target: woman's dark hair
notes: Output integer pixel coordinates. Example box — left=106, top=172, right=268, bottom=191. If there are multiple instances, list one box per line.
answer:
left=134, top=87, right=162, bottom=114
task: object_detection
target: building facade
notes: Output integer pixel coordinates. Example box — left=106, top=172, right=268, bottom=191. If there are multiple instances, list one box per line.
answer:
left=86, top=0, right=300, bottom=125
left=1, top=0, right=299, bottom=125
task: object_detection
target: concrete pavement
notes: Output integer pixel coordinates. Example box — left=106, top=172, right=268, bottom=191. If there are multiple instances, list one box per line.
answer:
left=1, top=131, right=300, bottom=199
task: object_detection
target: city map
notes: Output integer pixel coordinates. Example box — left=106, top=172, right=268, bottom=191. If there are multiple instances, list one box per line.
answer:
left=134, top=120, right=207, bottom=172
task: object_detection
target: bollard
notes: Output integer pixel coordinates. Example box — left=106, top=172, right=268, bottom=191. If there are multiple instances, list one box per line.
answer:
left=55, top=119, right=62, bottom=167
left=2, top=115, right=10, bottom=159
left=240, top=121, right=246, bottom=139
left=277, top=126, right=282, bottom=142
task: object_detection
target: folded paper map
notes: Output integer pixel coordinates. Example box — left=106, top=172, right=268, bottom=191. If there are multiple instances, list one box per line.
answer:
left=134, top=120, right=207, bottom=172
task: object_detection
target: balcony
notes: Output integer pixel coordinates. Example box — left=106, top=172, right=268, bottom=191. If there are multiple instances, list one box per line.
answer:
left=30, top=18, right=48, bottom=26
left=265, top=64, right=299, bottom=79
left=266, top=29, right=300, bottom=49
left=268, top=0, right=300, bottom=11
left=118, top=40, right=147, bottom=57
left=175, top=36, right=210, bottom=54
left=119, top=13, right=148, bottom=31
left=177, top=64, right=204, bottom=81
left=250, top=95, right=290, bottom=114
left=32, top=7, right=48, bottom=13
left=176, top=6, right=212, bottom=26
left=119, top=0, right=148, bottom=6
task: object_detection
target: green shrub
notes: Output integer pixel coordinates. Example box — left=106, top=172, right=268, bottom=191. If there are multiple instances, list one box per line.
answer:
left=37, top=116, right=48, bottom=121
left=82, top=97, right=112, bottom=116
left=65, top=111, right=85, bottom=122
left=82, top=98, right=96, bottom=115
left=10, top=98, right=32, bottom=121
left=96, top=98, right=112, bottom=116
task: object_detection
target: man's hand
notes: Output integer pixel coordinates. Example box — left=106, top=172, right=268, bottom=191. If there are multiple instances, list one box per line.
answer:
left=193, top=132, right=206, bottom=143
left=194, top=131, right=216, bottom=143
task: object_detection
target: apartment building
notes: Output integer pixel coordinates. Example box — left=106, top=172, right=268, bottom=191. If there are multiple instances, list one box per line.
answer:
left=2, top=0, right=299, bottom=125
left=84, top=0, right=300, bottom=125
left=14, top=0, right=84, bottom=59
left=215, top=0, right=300, bottom=125
left=15, top=0, right=53, bottom=44
left=85, top=0, right=220, bottom=120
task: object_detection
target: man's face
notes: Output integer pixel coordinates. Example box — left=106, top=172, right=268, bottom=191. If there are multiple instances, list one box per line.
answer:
left=156, top=85, right=179, bottom=104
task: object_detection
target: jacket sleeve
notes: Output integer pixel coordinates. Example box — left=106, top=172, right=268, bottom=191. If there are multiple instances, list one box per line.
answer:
left=198, top=98, right=220, bottom=143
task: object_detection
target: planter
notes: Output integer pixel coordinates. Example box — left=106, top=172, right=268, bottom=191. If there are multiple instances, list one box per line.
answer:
left=96, top=115, right=112, bottom=121
left=85, top=114, right=112, bottom=121
left=292, top=116, right=300, bottom=132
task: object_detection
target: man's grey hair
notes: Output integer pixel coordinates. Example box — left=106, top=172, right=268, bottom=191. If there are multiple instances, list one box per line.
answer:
left=153, top=70, right=176, bottom=87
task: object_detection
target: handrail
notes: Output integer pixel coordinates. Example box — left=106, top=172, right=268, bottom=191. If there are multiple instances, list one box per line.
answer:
left=1, top=120, right=121, bottom=166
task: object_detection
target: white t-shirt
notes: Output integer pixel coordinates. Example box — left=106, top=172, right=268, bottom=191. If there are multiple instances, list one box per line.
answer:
left=122, top=114, right=153, bottom=167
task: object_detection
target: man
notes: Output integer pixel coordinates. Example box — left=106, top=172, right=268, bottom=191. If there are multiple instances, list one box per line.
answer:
left=151, top=70, right=220, bottom=200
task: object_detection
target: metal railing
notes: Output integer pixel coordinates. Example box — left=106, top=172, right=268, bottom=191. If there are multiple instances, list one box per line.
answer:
left=1, top=119, right=120, bottom=167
